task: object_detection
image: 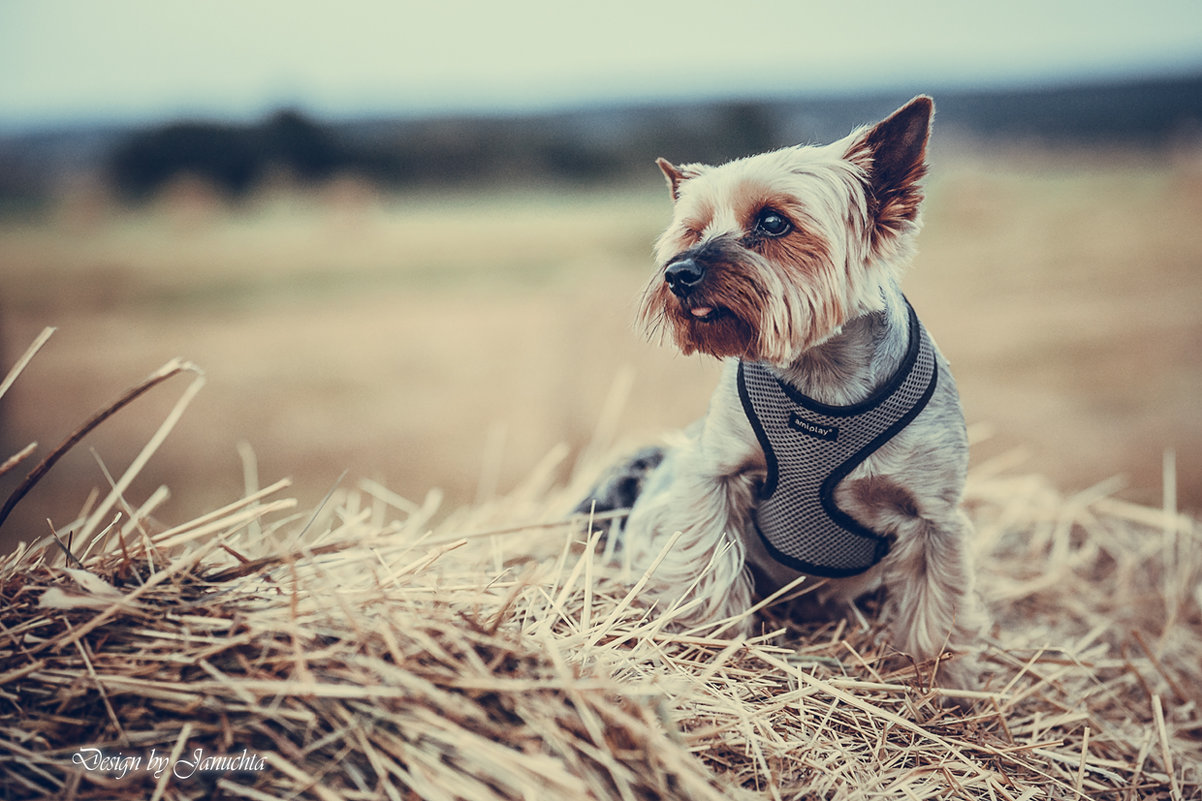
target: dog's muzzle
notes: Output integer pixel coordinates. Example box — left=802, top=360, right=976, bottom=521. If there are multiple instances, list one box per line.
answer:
left=664, top=257, right=705, bottom=298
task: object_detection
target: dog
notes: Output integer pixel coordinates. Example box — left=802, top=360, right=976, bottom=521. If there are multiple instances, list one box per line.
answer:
left=579, top=96, right=983, bottom=687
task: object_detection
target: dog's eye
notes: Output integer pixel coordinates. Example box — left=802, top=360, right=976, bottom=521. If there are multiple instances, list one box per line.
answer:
left=755, top=209, right=791, bottom=237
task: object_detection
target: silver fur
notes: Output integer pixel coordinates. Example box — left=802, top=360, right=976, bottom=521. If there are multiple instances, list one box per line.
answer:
left=586, top=96, right=984, bottom=688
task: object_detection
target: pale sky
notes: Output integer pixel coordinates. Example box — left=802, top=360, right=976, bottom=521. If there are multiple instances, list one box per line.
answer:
left=2, top=0, right=1201, bottom=128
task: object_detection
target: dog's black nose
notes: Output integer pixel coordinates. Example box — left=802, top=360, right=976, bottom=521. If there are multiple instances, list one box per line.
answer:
left=664, top=258, right=705, bottom=298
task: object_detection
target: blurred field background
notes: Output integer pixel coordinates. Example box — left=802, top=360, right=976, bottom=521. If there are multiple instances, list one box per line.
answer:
left=3, top=59, right=1202, bottom=553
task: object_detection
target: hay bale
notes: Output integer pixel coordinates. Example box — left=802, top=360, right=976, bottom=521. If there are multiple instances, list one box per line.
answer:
left=0, top=345, right=1198, bottom=798
left=1, top=458, right=1199, bottom=800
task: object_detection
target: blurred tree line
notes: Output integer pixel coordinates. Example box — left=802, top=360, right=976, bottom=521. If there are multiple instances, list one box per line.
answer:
left=0, top=73, right=1199, bottom=207
left=105, top=102, right=783, bottom=200
left=102, top=72, right=1202, bottom=201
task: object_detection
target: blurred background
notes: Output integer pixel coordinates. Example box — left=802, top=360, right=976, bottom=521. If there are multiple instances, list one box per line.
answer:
left=1, top=0, right=1201, bottom=551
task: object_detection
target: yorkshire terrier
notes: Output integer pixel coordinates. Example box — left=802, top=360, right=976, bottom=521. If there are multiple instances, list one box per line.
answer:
left=580, top=96, right=983, bottom=687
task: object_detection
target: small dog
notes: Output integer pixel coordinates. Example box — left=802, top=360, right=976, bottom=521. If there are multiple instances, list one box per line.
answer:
left=581, top=96, right=982, bottom=687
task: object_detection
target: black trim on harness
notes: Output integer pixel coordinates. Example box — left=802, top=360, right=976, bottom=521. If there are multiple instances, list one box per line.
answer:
left=774, top=302, right=925, bottom=417
left=736, top=301, right=938, bottom=578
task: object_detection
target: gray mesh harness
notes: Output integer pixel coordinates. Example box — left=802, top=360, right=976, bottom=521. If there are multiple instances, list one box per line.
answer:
left=737, top=303, right=938, bottom=577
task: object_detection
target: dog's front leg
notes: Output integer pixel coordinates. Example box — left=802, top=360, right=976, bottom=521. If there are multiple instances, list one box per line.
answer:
left=623, top=366, right=762, bottom=632
left=880, top=507, right=984, bottom=689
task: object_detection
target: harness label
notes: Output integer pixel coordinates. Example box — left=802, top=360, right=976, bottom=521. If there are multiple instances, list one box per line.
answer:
left=788, top=413, right=839, bottom=442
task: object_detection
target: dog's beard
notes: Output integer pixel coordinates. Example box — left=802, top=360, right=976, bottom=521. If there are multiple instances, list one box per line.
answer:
left=638, top=266, right=760, bottom=360
left=638, top=250, right=850, bottom=366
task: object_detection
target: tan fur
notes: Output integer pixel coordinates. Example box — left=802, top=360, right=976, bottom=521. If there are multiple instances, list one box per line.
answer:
left=612, top=96, right=986, bottom=689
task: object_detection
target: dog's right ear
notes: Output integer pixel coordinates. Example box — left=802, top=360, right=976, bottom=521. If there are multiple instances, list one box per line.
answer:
left=656, top=158, right=703, bottom=201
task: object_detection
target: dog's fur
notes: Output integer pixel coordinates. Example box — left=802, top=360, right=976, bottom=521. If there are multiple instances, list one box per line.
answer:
left=580, top=96, right=983, bottom=687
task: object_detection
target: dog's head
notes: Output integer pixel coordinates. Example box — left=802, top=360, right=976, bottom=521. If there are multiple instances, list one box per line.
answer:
left=639, top=96, right=933, bottom=367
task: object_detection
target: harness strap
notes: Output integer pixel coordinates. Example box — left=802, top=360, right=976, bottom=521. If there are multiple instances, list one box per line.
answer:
left=737, top=302, right=938, bottom=577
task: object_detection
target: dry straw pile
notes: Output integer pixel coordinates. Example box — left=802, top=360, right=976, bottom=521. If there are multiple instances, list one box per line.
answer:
left=1, top=337, right=1199, bottom=800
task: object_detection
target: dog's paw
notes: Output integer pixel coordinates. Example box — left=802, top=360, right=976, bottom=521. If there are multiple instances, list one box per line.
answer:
left=574, top=445, right=665, bottom=517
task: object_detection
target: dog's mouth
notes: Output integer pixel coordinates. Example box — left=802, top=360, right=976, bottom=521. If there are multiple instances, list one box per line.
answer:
left=657, top=292, right=755, bottom=359
left=685, top=304, right=728, bottom=323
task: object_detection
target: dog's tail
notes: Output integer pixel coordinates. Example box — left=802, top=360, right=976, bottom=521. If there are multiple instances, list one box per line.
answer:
left=573, top=445, right=665, bottom=527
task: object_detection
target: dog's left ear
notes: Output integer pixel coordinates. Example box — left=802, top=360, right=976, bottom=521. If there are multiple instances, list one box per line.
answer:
left=847, top=95, right=933, bottom=238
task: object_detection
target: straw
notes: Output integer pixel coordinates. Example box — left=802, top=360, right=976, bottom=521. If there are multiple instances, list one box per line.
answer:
left=0, top=343, right=1199, bottom=800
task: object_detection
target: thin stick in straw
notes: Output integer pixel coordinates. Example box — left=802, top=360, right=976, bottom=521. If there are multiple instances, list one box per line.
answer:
left=76, top=361, right=207, bottom=545
left=0, top=358, right=204, bottom=532
left=0, top=326, right=55, bottom=403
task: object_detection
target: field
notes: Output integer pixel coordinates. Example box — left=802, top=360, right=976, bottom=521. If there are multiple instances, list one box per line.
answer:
left=1, top=144, right=1201, bottom=551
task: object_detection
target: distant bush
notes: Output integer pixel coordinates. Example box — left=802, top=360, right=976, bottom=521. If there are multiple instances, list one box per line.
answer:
left=107, top=109, right=389, bottom=200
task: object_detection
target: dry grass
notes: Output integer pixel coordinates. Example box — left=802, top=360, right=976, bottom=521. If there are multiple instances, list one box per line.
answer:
left=0, top=344, right=1199, bottom=800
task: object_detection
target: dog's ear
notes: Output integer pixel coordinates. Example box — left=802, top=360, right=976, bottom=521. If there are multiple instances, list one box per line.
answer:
left=656, top=158, right=704, bottom=202
left=847, top=95, right=933, bottom=237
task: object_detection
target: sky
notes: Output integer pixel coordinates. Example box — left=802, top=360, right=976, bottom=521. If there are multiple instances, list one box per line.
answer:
left=2, top=0, right=1201, bottom=129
